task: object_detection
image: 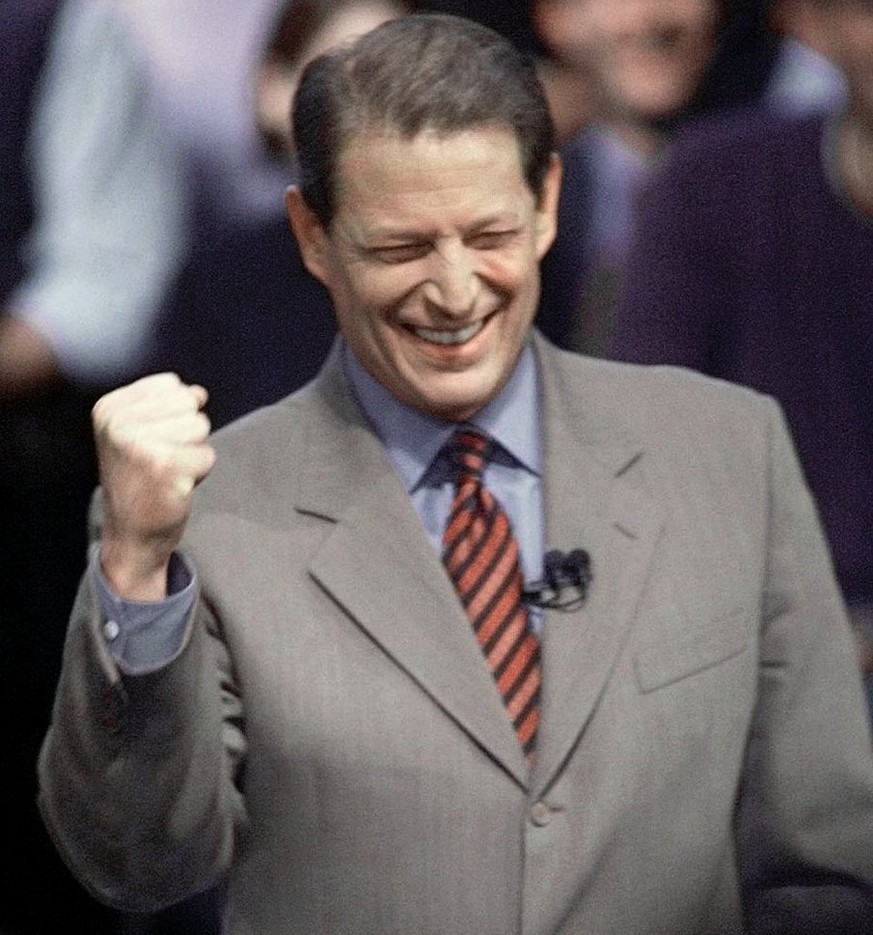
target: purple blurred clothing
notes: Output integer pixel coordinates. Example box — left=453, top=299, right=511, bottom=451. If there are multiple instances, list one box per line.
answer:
left=607, top=110, right=873, bottom=612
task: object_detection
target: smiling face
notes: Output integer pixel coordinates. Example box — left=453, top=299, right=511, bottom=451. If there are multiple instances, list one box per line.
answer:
left=287, top=126, right=560, bottom=421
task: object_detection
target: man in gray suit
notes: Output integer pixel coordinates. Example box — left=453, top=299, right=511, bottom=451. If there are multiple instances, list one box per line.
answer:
left=39, top=14, right=873, bottom=935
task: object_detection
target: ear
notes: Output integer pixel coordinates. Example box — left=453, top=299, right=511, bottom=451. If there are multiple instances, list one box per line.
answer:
left=285, top=186, right=332, bottom=286
left=534, top=152, right=562, bottom=260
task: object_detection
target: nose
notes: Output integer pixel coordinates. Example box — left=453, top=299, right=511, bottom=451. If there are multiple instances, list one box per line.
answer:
left=422, top=240, right=478, bottom=317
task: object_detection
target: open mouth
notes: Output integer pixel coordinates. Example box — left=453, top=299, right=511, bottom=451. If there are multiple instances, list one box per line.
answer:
left=412, top=311, right=496, bottom=346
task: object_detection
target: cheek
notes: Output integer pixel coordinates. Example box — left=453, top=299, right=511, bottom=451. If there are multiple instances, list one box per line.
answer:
left=479, top=245, right=540, bottom=292
left=349, top=267, right=423, bottom=311
left=478, top=260, right=521, bottom=294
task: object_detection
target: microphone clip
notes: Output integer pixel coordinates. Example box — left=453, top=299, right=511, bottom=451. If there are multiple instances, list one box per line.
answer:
left=523, top=548, right=592, bottom=612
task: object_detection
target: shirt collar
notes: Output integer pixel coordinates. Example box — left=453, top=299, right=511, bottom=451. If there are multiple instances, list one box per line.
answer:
left=342, top=340, right=542, bottom=493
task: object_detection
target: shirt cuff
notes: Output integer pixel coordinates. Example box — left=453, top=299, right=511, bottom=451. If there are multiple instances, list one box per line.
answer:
left=92, top=545, right=196, bottom=674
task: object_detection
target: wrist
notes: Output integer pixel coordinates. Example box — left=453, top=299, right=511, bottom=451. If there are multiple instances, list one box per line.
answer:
left=99, top=534, right=173, bottom=601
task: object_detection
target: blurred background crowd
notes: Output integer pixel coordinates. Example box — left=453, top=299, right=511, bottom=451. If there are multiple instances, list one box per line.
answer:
left=1, top=0, right=869, bottom=932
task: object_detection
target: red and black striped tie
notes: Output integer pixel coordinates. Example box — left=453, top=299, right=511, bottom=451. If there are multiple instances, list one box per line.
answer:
left=442, top=429, right=541, bottom=757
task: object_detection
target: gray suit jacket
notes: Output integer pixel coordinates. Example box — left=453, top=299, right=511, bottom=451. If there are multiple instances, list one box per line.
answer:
left=39, top=335, right=873, bottom=934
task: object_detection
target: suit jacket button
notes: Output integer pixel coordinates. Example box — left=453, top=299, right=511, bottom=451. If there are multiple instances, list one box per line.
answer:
left=530, top=801, right=552, bottom=827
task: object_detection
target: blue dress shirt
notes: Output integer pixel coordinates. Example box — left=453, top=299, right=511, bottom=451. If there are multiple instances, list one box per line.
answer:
left=341, top=342, right=544, bottom=583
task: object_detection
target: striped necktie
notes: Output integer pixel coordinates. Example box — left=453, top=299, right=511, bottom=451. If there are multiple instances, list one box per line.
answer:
left=442, top=429, right=541, bottom=757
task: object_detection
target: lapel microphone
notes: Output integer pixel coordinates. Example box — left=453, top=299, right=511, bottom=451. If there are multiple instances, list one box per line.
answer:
left=523, top=549, right=592, bottom=612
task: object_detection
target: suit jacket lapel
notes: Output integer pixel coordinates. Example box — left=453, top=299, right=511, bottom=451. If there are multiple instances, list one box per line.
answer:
left=531, top=338, right=665, bottom=795
left=290, top=341, right=664, bottom=791
left=296, top=354, right=529, bottom=784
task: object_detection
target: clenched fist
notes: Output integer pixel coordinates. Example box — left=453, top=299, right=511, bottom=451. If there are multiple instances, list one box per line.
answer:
left=93, top=373, right=216, bottom=600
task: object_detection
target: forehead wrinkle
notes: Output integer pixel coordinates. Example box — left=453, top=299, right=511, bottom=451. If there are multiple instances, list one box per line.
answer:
left=333, top=130, right=536, bottom=245
left=335, top=126, right=529, bottom=188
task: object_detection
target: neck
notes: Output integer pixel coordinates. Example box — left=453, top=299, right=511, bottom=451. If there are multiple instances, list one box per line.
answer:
left=604, top=117, right=668, bottom=160
left=836, top=112, right=873, bottom=216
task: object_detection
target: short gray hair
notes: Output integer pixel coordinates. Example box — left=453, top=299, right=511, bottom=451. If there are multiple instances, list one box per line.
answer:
left=292, top=13, right=556, bottom=226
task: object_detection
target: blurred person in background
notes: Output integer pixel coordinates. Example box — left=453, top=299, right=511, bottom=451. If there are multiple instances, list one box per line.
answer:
left=115, top=0, right=288, bottom=231
left=119, top=0, right=515, bottom=234
left=531, top=0, right=845, bottom=354
left=1, top=0, right=185, bottom=932
left=606, top=0, right=873, bottom=709
left=255, top=0, right=414, bottom=154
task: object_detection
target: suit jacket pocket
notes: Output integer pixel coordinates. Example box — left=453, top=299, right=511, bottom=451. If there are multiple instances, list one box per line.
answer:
left=634, top=610, right=750, bottom=694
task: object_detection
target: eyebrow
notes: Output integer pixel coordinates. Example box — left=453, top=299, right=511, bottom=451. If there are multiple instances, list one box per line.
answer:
left=363, top=213, right=524, bottom=243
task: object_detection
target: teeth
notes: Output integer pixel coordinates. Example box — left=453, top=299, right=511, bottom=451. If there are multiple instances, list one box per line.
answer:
left=414, top=321, right=483, bottom=345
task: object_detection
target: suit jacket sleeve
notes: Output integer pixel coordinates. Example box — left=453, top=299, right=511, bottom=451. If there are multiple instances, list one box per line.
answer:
left=37, top=515, right=247, bottom=912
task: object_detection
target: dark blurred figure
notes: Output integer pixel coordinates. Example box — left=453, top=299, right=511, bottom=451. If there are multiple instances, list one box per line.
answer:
left=606, top=0, right=873, bottom=705
left=1, top=0, right=185, bottom=932
left=145, top=0, right=420, bottom=429
left=415, top=0, right=545, bottom=54
left=532, top=0, right=845, bottom=353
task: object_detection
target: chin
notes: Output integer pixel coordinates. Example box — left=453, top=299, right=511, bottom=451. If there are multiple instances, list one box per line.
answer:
left=414, top=386, right=492, bottom=422
left=620, top=72, right=694, bottom=111
left=631, top=91, right=694, bottom=124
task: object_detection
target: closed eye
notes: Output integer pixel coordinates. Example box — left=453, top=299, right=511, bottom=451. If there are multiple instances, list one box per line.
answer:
left=466, top=230, right=518, bottom=250
left=369, top=242, right=431, bottom=264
